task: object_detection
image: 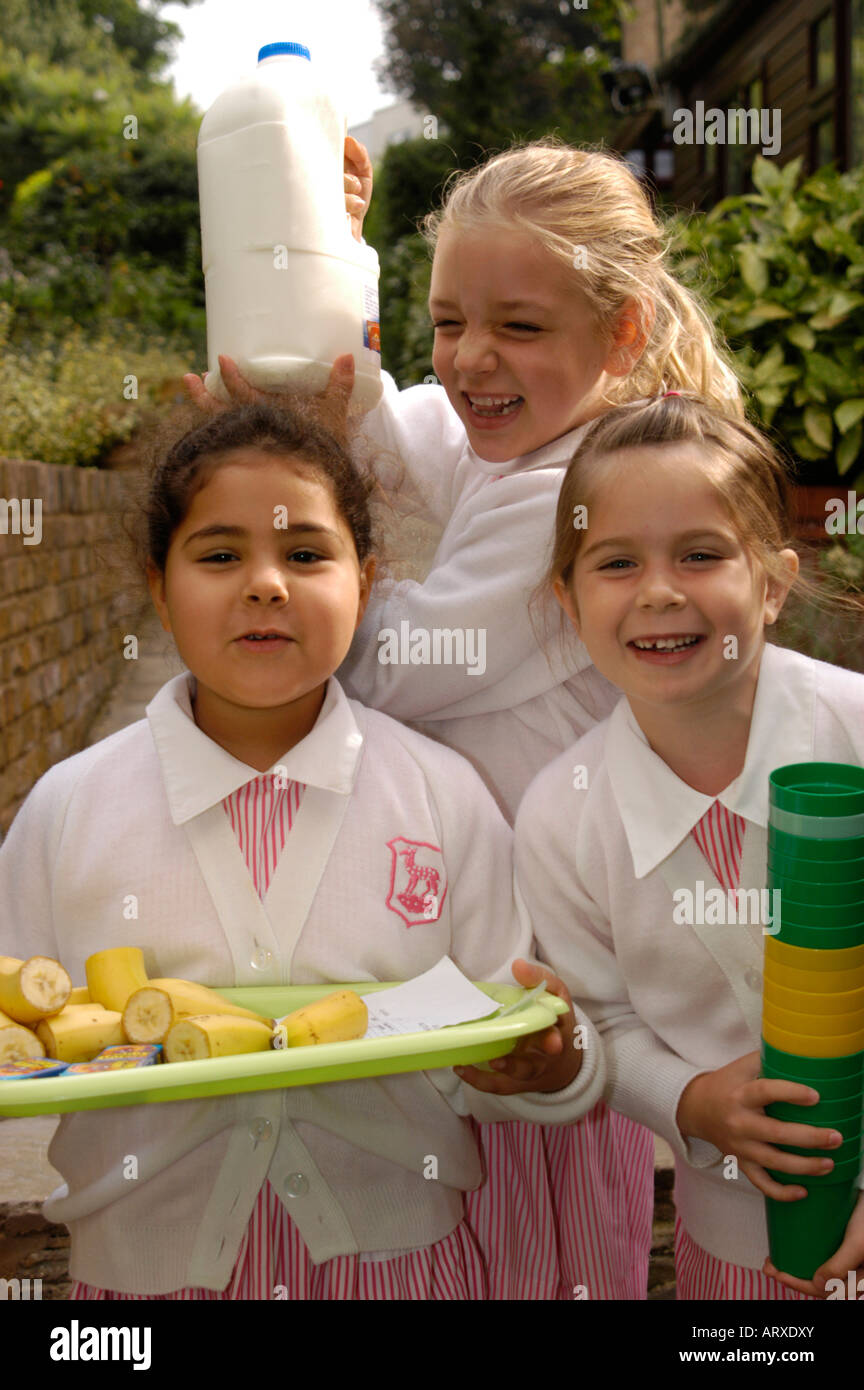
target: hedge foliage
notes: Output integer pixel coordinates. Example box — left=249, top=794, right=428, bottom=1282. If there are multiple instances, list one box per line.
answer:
left=668, top=157, right=864, bottom=486
left=0, top=302, right=189, bottom=467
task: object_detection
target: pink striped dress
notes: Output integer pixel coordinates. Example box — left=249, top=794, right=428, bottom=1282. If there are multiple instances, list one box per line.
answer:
left=71, top=773, right=487, bottom=1300
left=675, top=800, right=811, bottom=1301
left=463, top=1107, right=654, bottom=1299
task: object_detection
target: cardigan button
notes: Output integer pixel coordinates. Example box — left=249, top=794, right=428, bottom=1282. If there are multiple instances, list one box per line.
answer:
left=744, top=967, right=762, bottom=991
left=284, top=1172, right=309, bottom=1198
left=251, top=947, right=273, bottom=971
left=249, top=1118, right=272, bottom=1145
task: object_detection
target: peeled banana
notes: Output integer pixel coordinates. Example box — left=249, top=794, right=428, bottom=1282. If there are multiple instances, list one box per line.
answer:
left=35, top=1005, right=125, bottom=1062
left=145, top=979, right=273, bottom=1028
left=163, top=1014, right=275, bottom=1062
left=85, top=947, right=149, bottom=1013
left=121, top=987, right=177, bottom=1044
left=124, top=982, right=273, bottom=1045
left=278, top=990, right=368, bottom=1047
left=0, top=955, right=72, bottom=1025
left=0, top=1006, right=46, bottom=1063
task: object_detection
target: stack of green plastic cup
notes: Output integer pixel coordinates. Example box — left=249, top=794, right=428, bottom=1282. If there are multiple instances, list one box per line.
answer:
left=761, top=762, right=864, bottom=1280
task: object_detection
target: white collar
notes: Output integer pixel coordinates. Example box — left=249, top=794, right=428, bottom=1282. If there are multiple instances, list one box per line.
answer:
left=146, top=674, right=364, bottom=825
left=604, top=643, right=816, bottom=878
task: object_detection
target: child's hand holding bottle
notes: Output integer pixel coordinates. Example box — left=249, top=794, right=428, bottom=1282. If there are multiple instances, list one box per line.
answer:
left=455, top=959, right=584, bottom=1096
left=676, top=1050, right=847, bottom=1199
left=344, top=135, right=373, bottom=242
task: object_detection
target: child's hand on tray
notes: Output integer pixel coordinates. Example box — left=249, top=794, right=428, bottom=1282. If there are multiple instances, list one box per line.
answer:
left=455, top=959, right=583, bottom=1095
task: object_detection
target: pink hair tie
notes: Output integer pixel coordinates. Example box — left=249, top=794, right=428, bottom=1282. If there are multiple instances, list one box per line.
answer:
left=662, top=390, right=682, bottom=397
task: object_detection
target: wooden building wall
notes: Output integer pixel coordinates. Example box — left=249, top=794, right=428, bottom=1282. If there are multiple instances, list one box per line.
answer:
left=667, top=0, right=848, bottom=207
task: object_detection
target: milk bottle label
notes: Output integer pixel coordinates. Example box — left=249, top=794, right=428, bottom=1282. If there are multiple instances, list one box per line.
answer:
left=363, top=282, right=381, bottom=354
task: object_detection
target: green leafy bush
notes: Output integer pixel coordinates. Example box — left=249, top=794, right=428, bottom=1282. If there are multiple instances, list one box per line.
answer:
left=0, top=301, right=190, bottom=467
left=378, top=232, right=435, bottom=387
left=0, top=38, right=204, bottom=343
left=667, top=157, right=864, bottom=486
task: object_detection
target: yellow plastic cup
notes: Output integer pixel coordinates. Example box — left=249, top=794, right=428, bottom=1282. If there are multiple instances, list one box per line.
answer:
left=762, top=1019, right=864, bottom=1056
left=762, top=999, right=864, bottom=1035
left=762, top=979, right=864, bottom=1015
left=762, top=957, right=864, bottom=993
left=763, top=937, right=864, bottom=972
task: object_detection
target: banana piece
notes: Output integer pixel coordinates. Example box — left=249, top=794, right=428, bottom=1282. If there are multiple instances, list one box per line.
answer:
left=163, top=1014, right=275, bottom=1062
left=0, top=955, right=72, bottom=1024
left=67, top=986, right=91, bottom=1005
left=0, top=1007, right=46, bottom=1062
left=147, top=979, right=273, bottom=1028
left=122, top=987, right=177, bottom=1044
left=85, top=947, right=149, bottom=1013
left=279, top=990, right=368, bottom=1047
left=35, top=1006, right=125, bottom=1062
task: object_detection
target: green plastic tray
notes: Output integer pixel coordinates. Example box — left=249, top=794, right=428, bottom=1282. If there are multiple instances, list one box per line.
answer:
left=0, top=982, right=569, bottom=1117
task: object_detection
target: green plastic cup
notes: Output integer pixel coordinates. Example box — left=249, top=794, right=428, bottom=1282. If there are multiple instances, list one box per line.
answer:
left=768, top=826, right=864, bottom=863
left=774, top=926, right=864, bottom=952
left=767, top=846, right=864, bottom=884
left=768, top=1152, right=862, bottom=1185
left=767, top=874, right=864, bottom=908
left=769, top=763, right=864, bottom=814
left=767, top=1097, right=863, bottom=1125
left=762, top=1068, right=864, bottom=1102
left=781, top=1133, right=861, bottom=1161
left=773, top=919, right=864, bottom=951
left=761, top=1039, right=864, bottom=1078
left=765, top=1180, right=859, bottom=1281
left=774, top=898, right=864, bottom=928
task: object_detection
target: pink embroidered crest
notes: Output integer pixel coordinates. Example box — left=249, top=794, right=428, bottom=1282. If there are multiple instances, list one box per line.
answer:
left=385, top=837, right=448, bottom=927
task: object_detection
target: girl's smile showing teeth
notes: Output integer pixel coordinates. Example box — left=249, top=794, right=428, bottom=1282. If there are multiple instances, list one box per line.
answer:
left=464, top=392, right=524, bottom=424
left=627, top=633, right=705, bottom=663
left=630, top=634, right=703, bottom=650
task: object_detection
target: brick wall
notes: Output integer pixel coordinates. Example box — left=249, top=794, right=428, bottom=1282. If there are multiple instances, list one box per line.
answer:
left=0, top=458, right=144, bottom=838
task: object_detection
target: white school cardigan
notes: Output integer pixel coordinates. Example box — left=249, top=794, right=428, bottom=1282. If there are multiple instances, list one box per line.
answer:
left=0, top=674, right=604, bottom=1293
left=515, top=643, right=864, bottom=1269
left=339, top=371, right=620, bottom=820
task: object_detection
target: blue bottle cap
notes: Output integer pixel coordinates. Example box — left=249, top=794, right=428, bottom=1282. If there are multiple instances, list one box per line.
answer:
left=258, top=43, right=311, bottom=62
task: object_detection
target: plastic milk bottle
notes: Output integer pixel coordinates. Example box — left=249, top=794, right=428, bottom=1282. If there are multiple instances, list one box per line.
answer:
left=196, top=41, right=383, bottom=408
